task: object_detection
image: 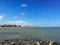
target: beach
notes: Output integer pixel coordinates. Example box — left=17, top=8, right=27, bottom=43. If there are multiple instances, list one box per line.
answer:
left=0, top=38, right=60, bottom=45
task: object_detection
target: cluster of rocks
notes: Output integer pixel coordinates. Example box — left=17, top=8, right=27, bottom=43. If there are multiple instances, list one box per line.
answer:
left=0, top=39, right=60, bottom=45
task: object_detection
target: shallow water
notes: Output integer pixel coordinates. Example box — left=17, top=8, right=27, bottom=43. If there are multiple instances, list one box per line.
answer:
left=0, top=27, right=60, bottom=42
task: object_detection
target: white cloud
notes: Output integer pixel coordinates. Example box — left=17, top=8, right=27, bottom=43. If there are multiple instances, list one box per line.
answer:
left=21, top=4, right=27, bottom=7
left=13, top=16, right=17, bottom=18
left=4, top=20, right=29, bottom=26
left=0, top=15, right=3, bottom=19
left=21, top=13, right=25, bottom=15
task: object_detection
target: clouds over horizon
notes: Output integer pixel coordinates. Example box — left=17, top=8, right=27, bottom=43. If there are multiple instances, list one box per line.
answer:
left=4, top=20, right=29, bottom=26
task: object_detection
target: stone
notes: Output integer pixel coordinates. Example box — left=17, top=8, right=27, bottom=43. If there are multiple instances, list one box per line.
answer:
left=36, top=42, right=40, bottom=45
left=49, top=40, right=57, bottom=45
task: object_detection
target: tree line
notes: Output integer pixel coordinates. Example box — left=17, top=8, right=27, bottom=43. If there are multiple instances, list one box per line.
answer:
left=0, top=24, right=21, bottom=27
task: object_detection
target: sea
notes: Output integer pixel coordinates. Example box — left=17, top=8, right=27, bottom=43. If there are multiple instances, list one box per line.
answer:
left=0, top=27, right=60, bottom=42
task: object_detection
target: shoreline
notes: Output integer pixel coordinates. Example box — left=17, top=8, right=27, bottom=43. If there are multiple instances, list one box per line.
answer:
left=0, top=38, right=60, bottom=45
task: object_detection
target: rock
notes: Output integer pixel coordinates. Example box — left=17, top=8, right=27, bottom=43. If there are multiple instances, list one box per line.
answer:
left=32, top=43, right=35, bottom=45
left=4, top=43, right=8, bottom=45
left=5, top=39, right=9, bottom=42
left=46, top=41, right=49, bottom=43
left=43, top=41, right=49, bottom=45
left=39, top=40, right=44, bottom=45
left=39, top=40, right=43, bottom=44
left=36, top=42, right=40, bottom=45
left=10, top=42, right=16, bottom=45
left=1, top=42, right=5, bottom=45
left=49, top=40, right=57, bottom=45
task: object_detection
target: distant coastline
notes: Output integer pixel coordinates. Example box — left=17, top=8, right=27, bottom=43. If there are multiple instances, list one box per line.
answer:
left=0, top=24, right=21, bottom=27
left=0, top=24, right=40, bottom=28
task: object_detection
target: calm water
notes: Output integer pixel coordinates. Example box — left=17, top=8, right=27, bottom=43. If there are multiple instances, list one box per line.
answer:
left=0, top=27, right=60, bottom=42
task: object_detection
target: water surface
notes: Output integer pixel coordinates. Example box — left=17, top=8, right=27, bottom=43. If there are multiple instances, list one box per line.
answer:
left=0, top=27, right=60, bottom=42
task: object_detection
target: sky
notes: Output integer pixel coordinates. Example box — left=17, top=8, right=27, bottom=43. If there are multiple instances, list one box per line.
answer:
left=0, top=0, right=60, bottom=27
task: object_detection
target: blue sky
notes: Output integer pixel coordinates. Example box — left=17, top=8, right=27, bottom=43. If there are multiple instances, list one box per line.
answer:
left=0, top=0, right=60, bottom=27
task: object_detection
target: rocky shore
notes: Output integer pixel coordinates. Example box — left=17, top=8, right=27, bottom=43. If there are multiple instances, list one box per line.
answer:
left=0, top=39, right=60, bottom=45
